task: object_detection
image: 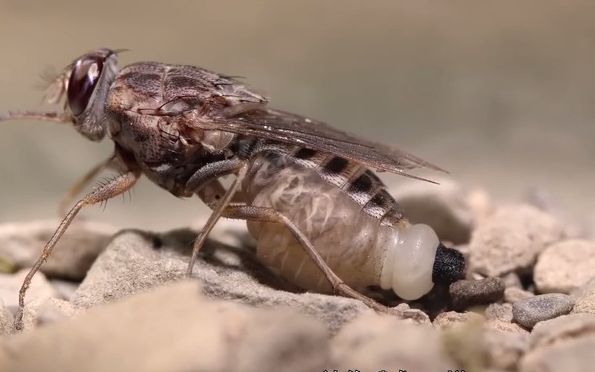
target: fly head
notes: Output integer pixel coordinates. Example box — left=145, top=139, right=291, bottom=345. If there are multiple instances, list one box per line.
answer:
left=64, top=48, right=120, bottom=141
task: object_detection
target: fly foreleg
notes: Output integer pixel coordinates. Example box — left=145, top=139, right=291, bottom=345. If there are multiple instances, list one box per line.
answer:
left=58, top=155, right=118, bottom=216
left=14, top=171, right=140, bottom=330
left=214, top=204, right=394, bottom=315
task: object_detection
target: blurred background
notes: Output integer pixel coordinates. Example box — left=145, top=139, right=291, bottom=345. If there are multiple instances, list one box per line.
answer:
left=0, top=1, right=594, bottom=232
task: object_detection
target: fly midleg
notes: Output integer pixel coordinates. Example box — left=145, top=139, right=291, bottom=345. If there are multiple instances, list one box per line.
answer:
left=185, top=158, right=249, bottom=275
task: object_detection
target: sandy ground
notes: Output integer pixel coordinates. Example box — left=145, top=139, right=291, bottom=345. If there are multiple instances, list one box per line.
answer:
left=0, top=1, right=594, bottom=232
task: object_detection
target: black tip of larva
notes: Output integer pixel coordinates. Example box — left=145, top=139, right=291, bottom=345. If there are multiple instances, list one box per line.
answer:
left=432, top=243, right=466, bottom=285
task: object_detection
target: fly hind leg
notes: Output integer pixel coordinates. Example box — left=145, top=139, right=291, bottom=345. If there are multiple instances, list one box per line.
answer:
left=219, top=205, right=394, bottom=314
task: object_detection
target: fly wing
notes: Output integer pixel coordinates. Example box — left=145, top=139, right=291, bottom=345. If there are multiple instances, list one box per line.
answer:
left=192, top=108, right=446, bottom=182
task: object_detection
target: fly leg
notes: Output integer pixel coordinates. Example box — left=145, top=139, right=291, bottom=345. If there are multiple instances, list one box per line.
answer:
left=215, top=204, right=394, bottom=314
left=14, top=171, right=140, bottom=330
left=185, top=159, right=249, bottom=276
left=58, top=155, right=117, bottom=216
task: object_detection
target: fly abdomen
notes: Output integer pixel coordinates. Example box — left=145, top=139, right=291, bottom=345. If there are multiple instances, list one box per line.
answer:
left=244, top=161, right=387, bottom=292
left=242, top=147, right=465, bottom=299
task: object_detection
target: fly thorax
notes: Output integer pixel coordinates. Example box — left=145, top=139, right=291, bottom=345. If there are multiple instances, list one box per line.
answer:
left=378, top=223, right=440, bottom=300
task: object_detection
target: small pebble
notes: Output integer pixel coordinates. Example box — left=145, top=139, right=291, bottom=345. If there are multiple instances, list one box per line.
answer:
left=529, top=313, right=595, bottom=349
left=504, top=287, right=534, bottom=303
left=512, top=294, right=575, bottom=329
left=433, top=311, right=484, bottom=329
left=570, top=277, right=595, bottom=300
left=520, top=335, right=595, bottom=372
left=485, top=303, right=513, bottom=322
left=483, top=327, right=529, bottom=370
left=534, top=239, right=595, bottom=294
left=571, top=294, right=595, bottom=315
left=450, top=277, right=505, bottom=310
left=469, top=205, right=564, bottom=276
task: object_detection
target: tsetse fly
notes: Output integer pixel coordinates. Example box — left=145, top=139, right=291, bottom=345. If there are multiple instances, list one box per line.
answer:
left=1, top=48, right=465, bottom=329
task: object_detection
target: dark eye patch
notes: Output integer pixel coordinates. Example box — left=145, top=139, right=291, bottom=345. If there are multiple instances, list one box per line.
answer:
left=67, top=56, right=105, bottom=116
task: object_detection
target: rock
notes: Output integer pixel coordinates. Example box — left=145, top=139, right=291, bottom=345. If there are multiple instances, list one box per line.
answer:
left=50, top=279, right=79, bottom=301
left=505, top=287, right=534, bottom=303
left=485, top=320, right=530, bottom=334
left=0, top=220, right=116, bottom=281
left=469, top=205, right=564, bottom=276
left=571, top=277, right=595, bottom=300
left=572, top=294, right=595, bottom=315
left=331, top=313, right=453, bottom=371
left=520, top=335, right=595, bottom=372
left=392, top=179, right=474, bottom=244
left=433, top=311, right=484, bottom=328
left=528, top=313, right=595, bottom=350
left=233, top=310, right=330, bottom=372
left=0, top=269, right=59, bottom=314
left=485, top=303, right=513, bottom=322
left=21, top=297, right=77, bottom=331
left=71, top=229, right=422, bottom=334
left=0, top=300, right=13, bottom=336
left=501, top=272, right=523, bottom=288
left=0, top=280, right=330, bottom=372
left=450, top=277, right=505, bottom=310
left=484, top=328, right=529, bottom=371
left=534, top=240, right=595, bottom=294
left=235, top=313, right=329, bottom=370
left=512, top=294, right=575, bottom=329
left=569, top=278, right=595, bottom=315
left=440, top=318, right=488, bottom=371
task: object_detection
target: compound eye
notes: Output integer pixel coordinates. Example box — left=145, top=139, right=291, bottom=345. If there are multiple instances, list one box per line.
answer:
left=67, top=56, right=104, bottom=116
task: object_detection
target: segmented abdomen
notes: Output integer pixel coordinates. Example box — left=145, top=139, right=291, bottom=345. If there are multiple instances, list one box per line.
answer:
left=242, top=147, right=405, bottom=292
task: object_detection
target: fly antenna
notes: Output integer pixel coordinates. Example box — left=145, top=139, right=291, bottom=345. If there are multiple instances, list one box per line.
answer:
left=0, top=111, right=72, bottom=124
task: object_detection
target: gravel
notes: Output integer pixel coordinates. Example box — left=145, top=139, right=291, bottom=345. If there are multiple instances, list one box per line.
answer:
left=512, top=294, right=575, bottom=329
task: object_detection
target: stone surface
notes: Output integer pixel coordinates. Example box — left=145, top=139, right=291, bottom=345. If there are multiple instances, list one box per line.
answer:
left=505, top=287, right=534, bottom=303
left=50, top=279, right=79, bottom=301
left=469, top=205, right=564, bottom=276
left=572, top=294, right=595, bottom=315
left=0, top=300, right=13, bottom=336
left=485, top=319, right=530, bottom=334
left=0, top=281, right=330, bottom=372
left=21, top=297, right=77, bottom=331
left=534, top=240, right=595, bottom=294
left=331, top=313, right=453, bottom=371
left=501, top=272, right=523, bottom=288
left=0, top=220, right=116, bottom=281
left=0, top=269, right=59, bottom=313
left=484, top=328, right=529, bottom=371
left=520, top=335, right=595, bottom=372
left=433, top=311, right=484, bottom=329
left=391, top=179, right=474, bottom=244
left=71, top=229, right=426, bottom=334
left=233, top=310, right=330, bottom=372
left=571, top=277, right=595, bottom=300
left=449, top=277, right=505, bottom=310
left=512, top=294, right=575, bottom=329
left=528, top=313, right=595, bottom=350
left=485, top=302, right=513, bottom=322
